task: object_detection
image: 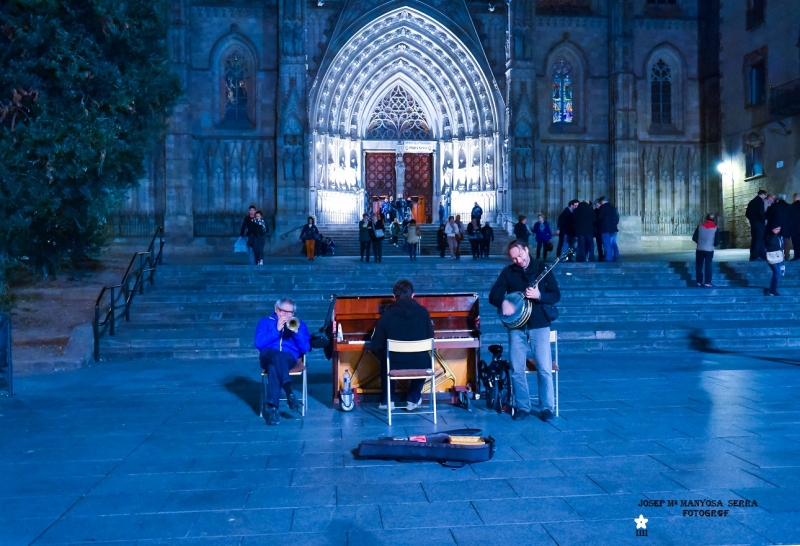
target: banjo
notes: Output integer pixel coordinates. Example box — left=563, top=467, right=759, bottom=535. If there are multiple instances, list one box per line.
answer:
left=498, top=248, right=574, bottom=329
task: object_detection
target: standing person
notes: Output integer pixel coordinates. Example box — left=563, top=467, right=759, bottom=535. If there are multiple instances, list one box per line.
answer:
left=481, top=221, right=495, bottom=258
left=438, top=201, right=446, bottom=225
left=764, top=227, right=784, bottom=296
left=467, top=217, right=482, bottom=259
left=556, top=200, right=578, bottom=259
left=254, top=297, right=310, bottom=425
left=358, top=213, right=371, bottom=262
left=746, top=189, right=768, bottom=261
left=489, top=241, right=561, bottom=422
left=573, top=200, right=595, bottom=262
left=597, top=197, right=620, bottom=262
left=445, top=215, right=459, bottom=259
left=791, top=193, right=800, bottom=260
left=251, top=211, right=268, bottom=265
left=390, top=218, right=402, bottom=246
left=369, top=212, right=385, bottom=263
left=238, top=205, right=259, bottom=265
left=371, top=280, right=435, bottom=411
left=766, top=194, right=792, bottom=244
left=471, top=201, right=483, bottom=223
left=387, top=196, right=396, bottom=222
left=381, top=197, right=392, bottom=222
left=454, top=214, right=465, bottom=259
left=513, top=215, right=531, bottom=245
left=299, top=217, right=319, bottom=262
left=692, top=214, right=721, bottom=288
left=405, top=219, right=420, bottom=261
left=593, top=201, right=604, bottom=262
left=532, top=214, right=552, bottom=261
left=436, top=223, right=448, bottom=258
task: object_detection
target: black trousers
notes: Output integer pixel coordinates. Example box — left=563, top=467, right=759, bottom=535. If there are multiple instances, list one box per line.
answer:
left=557, top=234, right=574, bottom=258
left=360, top=241, right=371, bottom=261
left=576, top=235, right=594, bottom=262
left=595, top=234, right=604, bottom=261
left=535, top=241, right=549, bottom=261
left=750, top=224, right=765, bottom=261
left=372, top=239, right=383, bottom=262
left=791, top=235, right=800, bottom=260
left=695, top=250, right=713, bottom=285
left=259, top=349, right=295, bottom=408
left=481, top=239, right=490, bottom=257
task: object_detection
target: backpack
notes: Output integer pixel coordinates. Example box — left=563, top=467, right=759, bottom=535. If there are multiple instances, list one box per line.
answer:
left=478, top=345, right=514, bottom=414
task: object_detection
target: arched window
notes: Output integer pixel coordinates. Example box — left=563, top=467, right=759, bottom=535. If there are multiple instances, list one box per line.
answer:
left=224, top=51, right=249, bottom=124
left=366, top=85, right=432, bottom=140
left=552, top=59, right=573, bottom=124
left=650, top=59, right=672, bottom=125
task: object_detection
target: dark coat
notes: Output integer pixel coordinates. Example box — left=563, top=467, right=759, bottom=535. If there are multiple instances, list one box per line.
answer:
left=368, top=219, right=385, bottom=240
left=764, top=231, right=783, bottom=253
left=745, top=196, right=766, bottom=226
left=532, top=221, right=552, bottom=243
left=436, top=227, right=448, bottom=249
left=481, top=224, right=494, bottom=242
left=240, top=215, right=259, bottom=238
left=300, top=224, right=319, bottom=242
left=489, top=259, right=561, bottom=330
left=556, top=207, right=574, bottom=236
left=371, top=297, right=434, bottom=369
left=766, top=200, right=793, bottom=238
left=513, top=221, right=530, bottom=243
left=792, top=201, right=800, bottom=234
left=471, top=205, right=483, bottom=218
left=597, top=202, right=619, bottom=233
left=573, top=202, right=595, bottom=237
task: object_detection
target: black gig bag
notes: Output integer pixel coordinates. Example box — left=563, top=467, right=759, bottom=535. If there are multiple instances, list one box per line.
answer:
left=356, top=430, right=495, bottom=467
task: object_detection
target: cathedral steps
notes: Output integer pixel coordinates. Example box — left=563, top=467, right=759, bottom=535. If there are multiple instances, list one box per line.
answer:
left=98, top=259, right=800, bottom=361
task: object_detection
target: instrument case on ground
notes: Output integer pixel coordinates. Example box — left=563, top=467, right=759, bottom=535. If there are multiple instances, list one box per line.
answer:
left=356, top=432, right=495, bottom=466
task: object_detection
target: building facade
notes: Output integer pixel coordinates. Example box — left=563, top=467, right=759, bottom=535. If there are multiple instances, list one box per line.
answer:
left=121, top=0, right=722, bottom=248
left=719, top=0, right=800, bottom=247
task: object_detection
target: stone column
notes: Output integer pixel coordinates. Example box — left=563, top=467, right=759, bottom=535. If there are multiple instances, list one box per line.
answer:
left=395, top=151, right=406, bottom=200
left=275, top=0, right=307, bottom=233
left=608, top=0, right=642, bottom=251
left=163, top=0, right=194, bottom=241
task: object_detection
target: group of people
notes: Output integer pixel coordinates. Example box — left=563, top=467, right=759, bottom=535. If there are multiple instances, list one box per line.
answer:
left=238, top=206, right=270, bottom=265
left=513, top=197, right=620, bottom=263
left=437, top=208, right=495, bottom=260
left=257, top=237, right=560, bottom=425
left=299, top=217, right=336, bottom=261
left=745, top=191, right=800, bottom=296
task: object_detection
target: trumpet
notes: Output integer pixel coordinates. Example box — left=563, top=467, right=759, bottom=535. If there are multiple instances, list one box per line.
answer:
left=286, top=317, right=301, bottom=333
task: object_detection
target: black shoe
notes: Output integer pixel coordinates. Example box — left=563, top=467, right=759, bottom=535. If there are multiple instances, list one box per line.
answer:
left=265, top=407, right=280, bottom=426
left=540, top=409, right=555, bottom=422
left=287, top=393, right=303, bottom=413
left=512, top=409, right=530, bottom=421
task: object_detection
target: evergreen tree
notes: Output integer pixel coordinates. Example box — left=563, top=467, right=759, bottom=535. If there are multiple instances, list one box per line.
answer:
left=0, top=0, right=180, bottom=276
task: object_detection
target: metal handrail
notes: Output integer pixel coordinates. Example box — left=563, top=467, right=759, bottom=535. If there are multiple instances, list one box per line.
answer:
left=279, top=224, right=303, bottom=241
left=93, top=227, right=164, bottom=361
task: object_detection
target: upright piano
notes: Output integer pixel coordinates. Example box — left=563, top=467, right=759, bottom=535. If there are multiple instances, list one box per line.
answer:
left=331, top=293, right=480, bottom=404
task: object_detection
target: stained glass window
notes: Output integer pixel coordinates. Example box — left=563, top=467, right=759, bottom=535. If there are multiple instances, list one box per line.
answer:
left=224, top=51, right=249, bottom=123
left=552, top=59, right=573, bottom=124
left=366, top=85, right=432, bottom=140
left=650, top=59, right=672, bottom=125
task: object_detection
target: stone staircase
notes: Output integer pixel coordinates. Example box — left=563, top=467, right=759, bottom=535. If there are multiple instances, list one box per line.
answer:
left=99, top=258, right=800, bottom=363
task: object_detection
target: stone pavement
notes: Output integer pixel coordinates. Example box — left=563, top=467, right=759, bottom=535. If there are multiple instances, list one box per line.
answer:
left=2, top=347, right=800, bottom=545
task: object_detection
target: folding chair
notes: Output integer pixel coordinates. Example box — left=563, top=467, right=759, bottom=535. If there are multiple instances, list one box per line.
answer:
left=260, top=356, right=307, bottom=417
left=386, top=338, right=436, bottom=425
left=525, top=329, right=559, bottom=416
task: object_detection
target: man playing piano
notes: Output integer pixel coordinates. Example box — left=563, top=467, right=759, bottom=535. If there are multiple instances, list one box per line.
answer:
left=489, top=241, right=560, bottom=422
left=254, top=298, right=310, bottom=425
left=371, top=280, right=435, bottom=411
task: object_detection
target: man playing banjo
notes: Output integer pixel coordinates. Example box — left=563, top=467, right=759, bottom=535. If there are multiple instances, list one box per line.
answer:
left=489, top=240, right=561, bottom=422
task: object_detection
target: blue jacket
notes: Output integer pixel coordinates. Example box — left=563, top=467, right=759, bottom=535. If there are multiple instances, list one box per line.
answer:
left=532, top=221, right=552, bottom=243
left=254, top=313, right=311, bottom=361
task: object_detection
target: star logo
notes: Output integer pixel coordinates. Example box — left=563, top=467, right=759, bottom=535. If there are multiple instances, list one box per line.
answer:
left=635, top=514, right=648, bottom=530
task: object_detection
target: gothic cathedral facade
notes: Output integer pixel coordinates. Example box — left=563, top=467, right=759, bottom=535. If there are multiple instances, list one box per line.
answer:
left=126, top=0, right=720, bottom=248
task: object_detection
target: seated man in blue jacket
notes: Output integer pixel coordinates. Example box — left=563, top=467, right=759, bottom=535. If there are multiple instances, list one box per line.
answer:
left=254, top=298, right=311, bottom=425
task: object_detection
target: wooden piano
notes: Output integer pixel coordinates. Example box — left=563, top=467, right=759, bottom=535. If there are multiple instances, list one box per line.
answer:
left=331, top=293, right=480, bottom=404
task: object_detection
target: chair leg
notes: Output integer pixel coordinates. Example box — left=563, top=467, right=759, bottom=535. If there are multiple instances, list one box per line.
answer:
left=431, top=373, right=437, bottom=425
left=302, top=369, right=307, bottom=417
left=259, top=373, right=266, bottom=418
left=387, top=376, right=392, bottom=426
left=555, top=371, right=559, bottom=417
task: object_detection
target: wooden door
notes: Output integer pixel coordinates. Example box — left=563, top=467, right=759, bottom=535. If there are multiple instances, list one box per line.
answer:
left=403, top=153, right=433, bottom=223
left=365, top=153, right=396, bottom=204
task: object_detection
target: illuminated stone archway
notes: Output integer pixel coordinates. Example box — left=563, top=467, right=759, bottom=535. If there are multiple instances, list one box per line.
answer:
left=309, top=7, right=504, bottom=224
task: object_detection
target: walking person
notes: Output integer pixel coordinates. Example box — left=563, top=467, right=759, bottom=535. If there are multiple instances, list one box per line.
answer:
left=405, top=219, right=420, bottom=261
left=454, top=214, right=465, bottom=259
left=369, top=212, right=385, bottom=263
left=481, top=221, right=495, bottom=258
left=299, top=217, right=319, bottom=262
left=390, top=218, right=402, bottom=246
left=238, top=205, right=259, bottom=265
left=251, top=211, right=268, bottom=265
left=471, top=201, right=483, bottom=223
left=556, top=200, right=578, bottom=259
left=764, top=227, right=784, bottom=296
left=746, top=190, right=768, bottom=261
left=597, top=197, right=620, bottom=262
left=513, top=215, right=531, bottom=245
left=532, top=214, right=552, bottom=261
left=692, top=214, right=721, bottom=288
left=437, top=223, right=448, bottom=258
left=445, top=215, right=459, bottom=259
left=766, top=194, right=793, bottom=245
left=489, top=241, right=561, bottom=422
left=358, top=213, right=371, bottom=262
left=439, top=201, right=446, bottom=225
left=467, top=217, right=482, bottom=259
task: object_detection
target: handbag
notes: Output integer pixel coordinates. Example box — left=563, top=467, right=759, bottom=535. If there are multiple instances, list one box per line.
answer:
left=546, top=241, right=554, bottom=252
left=234, top=238, right=247, bottom=253
left=766, top=250, right=784, bottom=265
left=374, top=229, right=385, bottom=238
